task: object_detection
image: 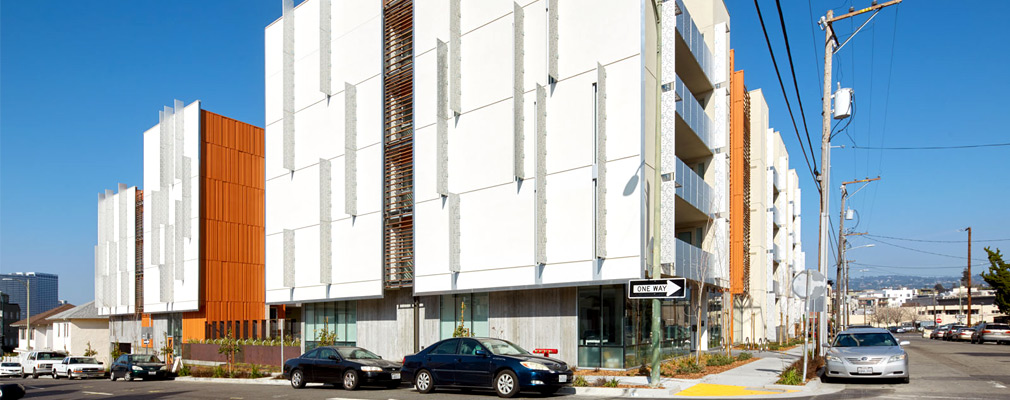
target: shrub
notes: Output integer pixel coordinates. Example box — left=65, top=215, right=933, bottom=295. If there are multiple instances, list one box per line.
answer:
left=593, top=377, right=609, bottom=387
left=675, top=357, right=704, bottom=374
left=777, top=368, right=802, bottom=385
left=736, top=352, right=753, bottom=361
left=706, top=353, right=735, bottom=367
left=250, top=364, right=263, bottom=379
left=212, top=365, right=226, bottom=378
left=572, top=376, right=589, bottom=387
left=603, top=378, right=620, bottom=388
left=177, top=366, right=191, bottom=376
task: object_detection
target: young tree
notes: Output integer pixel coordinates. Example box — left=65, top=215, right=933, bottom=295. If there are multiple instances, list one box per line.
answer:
left=452, top=299, right=473, bottom=338
left=217, top=329, right=242, bottom=377
left=315, top=317, right=339, bottom=347
left=83, top=342, right=98, bottom=357
left=981, top=247, right=1010, bottom=315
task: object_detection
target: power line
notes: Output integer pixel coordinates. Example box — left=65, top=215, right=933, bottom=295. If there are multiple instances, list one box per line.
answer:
left=852, top=142, right=1010, bottom=150
left=774, top=0, right=820, bottom=171
left=863, top=236, right=990, bottom=262
left=753, top=0, right=820, bottom=190
left=850, top=262, right=983, bottom=270
left=865, top=234, right=1010, bottom=243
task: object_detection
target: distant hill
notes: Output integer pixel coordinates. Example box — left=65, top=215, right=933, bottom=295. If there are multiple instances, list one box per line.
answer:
left=848, top=274, right=988, bottom=291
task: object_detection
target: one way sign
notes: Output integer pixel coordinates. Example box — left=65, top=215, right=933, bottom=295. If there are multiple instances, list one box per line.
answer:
left=627, top=278, right=687, bottom=299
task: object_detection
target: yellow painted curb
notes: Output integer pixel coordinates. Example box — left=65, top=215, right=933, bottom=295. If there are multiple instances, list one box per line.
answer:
left=674, top=383, right=798, bottom=397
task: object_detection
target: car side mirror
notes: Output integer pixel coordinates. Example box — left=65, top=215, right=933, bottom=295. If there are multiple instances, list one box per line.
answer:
left=899, top=341, right=910, bottom=346
left=475, top=350, right=488, bottom=357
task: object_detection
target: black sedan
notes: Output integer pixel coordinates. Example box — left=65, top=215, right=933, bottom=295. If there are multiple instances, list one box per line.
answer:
left=284, top=346, right=401, bottom=390
left=109, top=354, right=175, bottom=381
left=401, top=337, right=573, bottom=398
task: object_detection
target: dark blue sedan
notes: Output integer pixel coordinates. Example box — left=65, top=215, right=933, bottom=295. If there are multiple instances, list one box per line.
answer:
left=401, top=337, right=573, bottom=397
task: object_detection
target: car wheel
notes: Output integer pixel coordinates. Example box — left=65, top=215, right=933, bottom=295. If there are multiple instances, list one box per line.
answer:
left=901, top=376, right=910, bottom=384
left=32, top=368, right=38, bottom=379
left=53, top=370, right=59, bottom=379
left=978, top=339, right=985, bottom=345
left=110, top=372, right=117, bottom=381
left=342, top=370, right=359, bottom=390
left=414, top=369, right=434, bottom=394
left=126, top=371, right=134, bottom=381
left=494, top=370, right=519, bottom=398
left=289, top=369, right=306, bottom=389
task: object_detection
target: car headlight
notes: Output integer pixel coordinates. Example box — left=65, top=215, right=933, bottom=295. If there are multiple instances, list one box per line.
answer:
left=520, top=362, right=550, bottom=371
left=888, top=354, right=906, bottom=363
left=131, top=365, right=143, bottom=371
left=360, top=366, right=382, bottom=372
left=160, top=366, right=168, bottom=371
left=826, top=355, right=842, bottom=363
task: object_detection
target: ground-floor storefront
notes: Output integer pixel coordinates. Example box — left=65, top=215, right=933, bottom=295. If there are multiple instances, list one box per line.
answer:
left=297, top=283, right=726, bottom=369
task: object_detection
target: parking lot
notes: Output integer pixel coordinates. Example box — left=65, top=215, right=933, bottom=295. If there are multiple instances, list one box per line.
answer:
left=813, top=332, right=1010, bottom=400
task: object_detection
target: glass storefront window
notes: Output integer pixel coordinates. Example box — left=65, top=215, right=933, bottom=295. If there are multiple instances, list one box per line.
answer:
left=578, top=285, right=625, bottom=369
left=708, top=290, right=723, bottom=349
left=439, top=293, right=489, bottom=339
left=304, top=301, right=357, bottom=350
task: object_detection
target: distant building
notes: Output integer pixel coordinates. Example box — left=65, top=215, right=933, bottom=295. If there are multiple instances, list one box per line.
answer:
left=1, top=292, right=22, bottom=353
left=11, top=303, right=75, bottom=352
left=49, top=301, right=110, bottom=363
left=882, top=288, right=916, bottom=307
left=0, top=272, right=59, bottom=317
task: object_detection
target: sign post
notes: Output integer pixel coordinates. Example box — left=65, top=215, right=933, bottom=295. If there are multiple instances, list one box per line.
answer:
left=628, top=278, right=688, bottom=299
left=793, top=270, right=826, bottom=381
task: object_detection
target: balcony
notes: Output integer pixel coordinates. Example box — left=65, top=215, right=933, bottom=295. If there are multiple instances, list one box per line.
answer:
left=675, top=238, right=717, bottom=284
left=772, top=206, right=785, bottom=227
left=773, top=243, right=785, bottom=263
left=674, top=76, right=714, bottom=160
left=675, top=157, right=713, bottom=220
left=674, top=0, right=714, bottom=94
left=773, top=280, right=783, bottom=297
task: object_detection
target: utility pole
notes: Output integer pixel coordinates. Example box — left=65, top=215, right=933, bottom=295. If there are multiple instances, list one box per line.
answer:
left=966, top=226, right=972, bottom=326
left=817, top=0, right=901, bottom=356
left=834, top=178, right=879, bottom=334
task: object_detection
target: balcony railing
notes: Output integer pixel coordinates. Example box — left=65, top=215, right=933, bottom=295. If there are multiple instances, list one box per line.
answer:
left=675, top=157, right=713, bottom=216
left=674, top=0, right=714, bottom=83
left=773, top=243, right=785, bottom=263
left=772, top=206, right=785, bottom=227
left=674, top=76, right=713, bottom=150
left=676, top=238, right=717, bottom=284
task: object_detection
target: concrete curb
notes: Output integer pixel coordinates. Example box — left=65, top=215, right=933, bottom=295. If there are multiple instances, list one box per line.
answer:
left=175, top=376, right=291, bottom=386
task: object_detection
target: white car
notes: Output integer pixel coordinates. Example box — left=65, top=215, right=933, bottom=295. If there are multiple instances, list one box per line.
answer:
left=0, top=362, right=21, bottom=377
left=53, top=356, right=106, bottom=379
left=22, top=351, right=67, bottom=378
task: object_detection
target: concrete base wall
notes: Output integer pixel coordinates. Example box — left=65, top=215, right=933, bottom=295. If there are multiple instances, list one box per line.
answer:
left=356, top=289, right=440, bottom=360
left=488, top=287, right=578, bottom=366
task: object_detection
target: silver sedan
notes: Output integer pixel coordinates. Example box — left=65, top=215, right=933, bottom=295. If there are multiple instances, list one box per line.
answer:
left=824, top=327, right=910, bottom=383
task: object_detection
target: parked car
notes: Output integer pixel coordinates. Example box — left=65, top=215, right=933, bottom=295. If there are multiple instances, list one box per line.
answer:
left=971, top=322, right=1010, bottom=345
left=888, top=326, right=908, bottom=334
left=823, top=327, right=910, bottom=384
left=0, top=363, right=21, bottom=378
left=109, top=354, right=174, bottom=381
left=0, top=382, right=26, bottom=399
left=21, top=351, right=66, bottom=379
left=53, top=356, right=105, bottom=380
left=943, top=325, right=966, bottom=341
left=931, top=324, right=951, bottom=339
left=848, top=325, right=874, bottom=329
left=402, top=337, right=573, bottom=398
left=954, top=327, right=974, bottom=342
left=284, top=346, right=401, bottom=390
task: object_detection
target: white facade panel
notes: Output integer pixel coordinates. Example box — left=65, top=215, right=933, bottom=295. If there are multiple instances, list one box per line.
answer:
left=95, top=186, right=138, bottom=316
left=142, top=101, right=201, bottom=314
left=555, top=0, right=641, bottom=81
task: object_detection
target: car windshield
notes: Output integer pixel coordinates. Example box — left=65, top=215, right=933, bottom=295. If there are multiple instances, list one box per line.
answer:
left=70, top=357, right=98, bottom=364
left=337, top=348, right=380, bottom=360
left=478, top=339, right=530, bottom=356
left=833, top=333, right=898, bottom=347
left=1, top=363, right=18, bottom=367
left=129, top=355, right=162, bottom=363
left=37, top=353, right=64, bottom=360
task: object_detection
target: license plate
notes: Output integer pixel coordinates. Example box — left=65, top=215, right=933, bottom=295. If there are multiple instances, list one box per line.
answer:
left=147, top=371, right=156, bottom=375
left=857, top=367, right=872, bottom=374
left=391, top=373, right=400, bottom=380
left=559, top=375, right=568, bottom=383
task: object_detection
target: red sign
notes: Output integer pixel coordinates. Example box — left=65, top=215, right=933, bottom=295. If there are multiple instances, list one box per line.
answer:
left=935, top=317, right=942, bottom=324
left=532, top=349, right=558, bottom=358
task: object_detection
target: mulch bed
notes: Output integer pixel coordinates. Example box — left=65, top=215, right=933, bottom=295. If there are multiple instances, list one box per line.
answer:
left=573, top=356, right=760, bottom=380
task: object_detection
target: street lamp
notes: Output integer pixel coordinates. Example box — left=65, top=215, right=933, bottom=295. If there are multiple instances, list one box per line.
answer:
left=3, top=278, right=30, bottom=350
left=842, top=244, right=874, bottom=330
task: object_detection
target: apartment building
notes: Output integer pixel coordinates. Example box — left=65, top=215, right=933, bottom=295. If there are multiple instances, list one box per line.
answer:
left=730, top=86, right=804, bottom=344
left=95, top=100, right=267, bottom=354
left=264, top=0, right=734, bottom=368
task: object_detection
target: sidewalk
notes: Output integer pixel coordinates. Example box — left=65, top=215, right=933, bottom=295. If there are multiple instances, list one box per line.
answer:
left=576, top=346, right=845, bottom=398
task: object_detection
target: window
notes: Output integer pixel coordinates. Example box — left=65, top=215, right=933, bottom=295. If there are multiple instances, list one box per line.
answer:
left=429, top=339, right=459, bottom=355
left=304, top=301, right=357, bottom=350
left=317, top=347, right=339, bottom=360
left=302, top=349, right=320, bottom=359
left=458, top=339, right=485, bottom=356
left=439, top=293, right=489, bottom=339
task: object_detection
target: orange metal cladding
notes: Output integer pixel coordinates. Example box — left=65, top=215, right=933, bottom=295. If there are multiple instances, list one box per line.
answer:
left=729, top=50, right=751, bottom=296
left=181, top=110, right=265, bottom=342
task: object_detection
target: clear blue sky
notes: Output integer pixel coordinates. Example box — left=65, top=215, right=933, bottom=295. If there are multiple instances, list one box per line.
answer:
left=2, top=1, right=1008, bottom=305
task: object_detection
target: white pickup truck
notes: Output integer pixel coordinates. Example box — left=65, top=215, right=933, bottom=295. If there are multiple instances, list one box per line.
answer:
left=53, top=356, right=106, bottom=379
left=21, top=351, right=67, bottom=378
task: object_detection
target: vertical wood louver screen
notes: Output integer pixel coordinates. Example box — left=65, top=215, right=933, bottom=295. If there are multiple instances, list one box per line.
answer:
left=383, top=0, right=414, bottom=288
left=136, top=189, right=144, bottom=314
